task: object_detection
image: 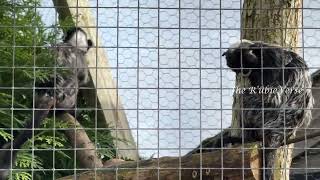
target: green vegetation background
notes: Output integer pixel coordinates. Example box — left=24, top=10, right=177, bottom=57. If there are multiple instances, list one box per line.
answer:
left=0, top=0, right=115, bottom=179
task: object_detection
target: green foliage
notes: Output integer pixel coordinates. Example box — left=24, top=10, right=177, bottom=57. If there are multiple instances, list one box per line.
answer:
left=13, top=172, right=32, bottom=180
left=15, top=153, right=43, bottom=169
left=0, top=130, right=13, bottom=142
left=0, top=1, right=58, bottom=179
left=0, top=0, right=115, bottom=179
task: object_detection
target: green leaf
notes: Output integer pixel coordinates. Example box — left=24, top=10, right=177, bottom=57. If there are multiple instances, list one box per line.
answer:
left=0, top=129, right=13, bottom=142
left=13, top=172, right=32, bottom=180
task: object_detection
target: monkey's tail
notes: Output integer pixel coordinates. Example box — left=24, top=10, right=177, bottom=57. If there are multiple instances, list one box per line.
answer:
left=0, top=95, right=54, bottom=179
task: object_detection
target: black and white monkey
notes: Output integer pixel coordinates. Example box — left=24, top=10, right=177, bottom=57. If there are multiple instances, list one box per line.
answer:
left=0, top=27, right=93, bottom=179
left=188, top=40, right=313, bottom=180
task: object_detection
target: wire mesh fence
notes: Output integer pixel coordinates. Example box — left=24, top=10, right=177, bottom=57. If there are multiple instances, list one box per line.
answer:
left=0, top=0, right=320, bottom=179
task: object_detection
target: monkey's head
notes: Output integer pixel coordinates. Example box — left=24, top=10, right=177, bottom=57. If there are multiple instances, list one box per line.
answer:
left=64, top=27, right=93, bottom=52
left=222, top=40, right=293, bottom=86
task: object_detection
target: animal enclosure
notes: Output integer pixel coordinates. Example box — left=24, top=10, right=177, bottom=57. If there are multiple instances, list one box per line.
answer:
left=1, top=0, right=320, bottom=179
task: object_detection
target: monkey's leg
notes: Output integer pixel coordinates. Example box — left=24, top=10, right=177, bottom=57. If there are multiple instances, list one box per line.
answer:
left=0, top=95, right=54, bottom=179
left=185, top=130, right=251, bottom=156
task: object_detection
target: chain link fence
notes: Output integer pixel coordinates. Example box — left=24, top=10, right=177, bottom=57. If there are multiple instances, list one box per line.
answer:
left=1, top=0, right=320, bottom=179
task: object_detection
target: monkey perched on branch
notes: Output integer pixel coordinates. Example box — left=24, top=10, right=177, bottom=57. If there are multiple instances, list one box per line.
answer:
left=188, top=40, right=313, bottom=180
left=0, top=27, right=93, bottom=179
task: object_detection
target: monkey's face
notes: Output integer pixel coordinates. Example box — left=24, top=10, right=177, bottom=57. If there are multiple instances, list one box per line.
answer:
left=223, top=40, right=287, bottom=86
left=223, top=40, right=284, bottom=74
left=64, top=27, right=93, bottom=52
left=223, top=40, right=260, bottom=75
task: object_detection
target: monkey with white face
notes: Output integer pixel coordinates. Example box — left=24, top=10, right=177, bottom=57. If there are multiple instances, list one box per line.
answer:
left=0, top=27, right=93, bottom=179
left=188, top=40, right=313, bottom=180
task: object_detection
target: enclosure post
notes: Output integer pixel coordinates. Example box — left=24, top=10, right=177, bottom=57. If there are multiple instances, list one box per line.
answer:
left=230, top=0, right=302, bottom=179
left=52, top=0, right=138, bottom=160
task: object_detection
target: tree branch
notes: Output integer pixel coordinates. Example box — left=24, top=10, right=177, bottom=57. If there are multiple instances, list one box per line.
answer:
left=58, top=143, right=261, bottom=180
left=286, top=131, right=320, bottom=145
left=59, top=113, right=103, bottom=168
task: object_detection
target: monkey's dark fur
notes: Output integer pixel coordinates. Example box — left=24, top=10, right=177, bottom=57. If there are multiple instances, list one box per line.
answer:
left=0, top=27, right=92, bottom=179
left=188, top=40, right=314, bottom=180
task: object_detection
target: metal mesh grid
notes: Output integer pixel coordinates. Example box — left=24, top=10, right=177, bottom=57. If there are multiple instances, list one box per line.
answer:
left=86, top=0, right=234, bottom=158
left=0, top=0, right=320, bottom=179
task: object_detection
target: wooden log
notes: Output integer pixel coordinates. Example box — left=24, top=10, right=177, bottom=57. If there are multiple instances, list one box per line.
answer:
left=58, top=144, right=261, bottom=180
left=60, top=113, right=103, bottom=168
left=52, top=0, right=138, bottom=160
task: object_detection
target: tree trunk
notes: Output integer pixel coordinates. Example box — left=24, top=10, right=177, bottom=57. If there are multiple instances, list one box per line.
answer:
left=230, top=0, right=302, bottom=179
left=242, top=0, right=301, bottom=46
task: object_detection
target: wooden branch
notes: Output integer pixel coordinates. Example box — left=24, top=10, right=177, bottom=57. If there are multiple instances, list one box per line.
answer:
left=52, top=0, right=138, bottom=160
left=59, top=113, right=103, bottom=168
left=58, top=143, right=261, bottom=180
left=286, top=131, right=320, bottom=145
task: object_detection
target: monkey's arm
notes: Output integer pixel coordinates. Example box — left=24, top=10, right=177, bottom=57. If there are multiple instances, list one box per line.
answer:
left=0, top=94, right=54, bottom=179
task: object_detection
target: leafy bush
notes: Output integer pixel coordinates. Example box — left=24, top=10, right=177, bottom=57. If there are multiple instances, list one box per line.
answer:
left=0, top=0, right=115, bottom=179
